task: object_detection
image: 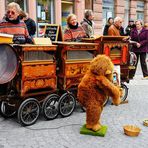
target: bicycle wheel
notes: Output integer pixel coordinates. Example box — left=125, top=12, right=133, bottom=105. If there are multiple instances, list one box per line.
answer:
left=120, top=83, right=128, bottom=102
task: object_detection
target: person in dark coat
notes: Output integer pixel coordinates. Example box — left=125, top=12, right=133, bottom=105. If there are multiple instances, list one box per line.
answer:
left=103, top=17, right=114, bottom=35
left=20, top=11, right=36, bottom=37
left=125, top=19, right=136, bottom=36
left=130, top=20, right=148, bottom=78
left=120, top=26, right=125, bottom=36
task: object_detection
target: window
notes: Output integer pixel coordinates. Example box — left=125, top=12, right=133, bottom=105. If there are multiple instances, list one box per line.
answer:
left=61, top=0, right=74, bottom=29
left=137, top=1, right=144, bottom=21
left=37, top=0, right=54, bottom=37
left=102, top=0, right=114, bottom=31
left=6, top=0, right=28, bottom=11
left=37, top=0, right=54, bottom=24
left=85, top=0, right=93, bottom=10
left=124, top=0, right=130, bottom=27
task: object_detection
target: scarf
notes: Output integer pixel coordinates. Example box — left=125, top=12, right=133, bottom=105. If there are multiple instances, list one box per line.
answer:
left=5, top=16, right=20, bottom=24
left=68, top=22, right=79, bottom=29
left=83, top=18, right=93, bottom=27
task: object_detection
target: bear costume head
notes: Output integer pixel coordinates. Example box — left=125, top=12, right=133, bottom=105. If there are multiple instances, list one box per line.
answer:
left=77, top=55, right=121, bottom=131
left=90, top=54, right=114, bottom=81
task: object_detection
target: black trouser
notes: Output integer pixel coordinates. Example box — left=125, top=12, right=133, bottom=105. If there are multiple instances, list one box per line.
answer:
left=134, top=52, right=148, bottom=77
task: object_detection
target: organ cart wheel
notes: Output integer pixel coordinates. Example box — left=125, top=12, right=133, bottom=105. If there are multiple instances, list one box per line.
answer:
left=17, top=98, right=40, bottom=126
left=42, top=94, right=59, bottom=120
left=59, top=92, right=76, bottom=117
left=120, top=83, right=128, bottom=102
left=0, top=100, right=16, bottom=118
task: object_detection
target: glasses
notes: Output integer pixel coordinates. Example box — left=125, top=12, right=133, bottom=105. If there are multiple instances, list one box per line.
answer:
left=7, top=11, right=15, bottom=15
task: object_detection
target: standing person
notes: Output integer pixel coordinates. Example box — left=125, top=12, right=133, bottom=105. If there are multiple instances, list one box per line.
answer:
left=20, top=11, right=36, bottom=37
left=103, top=17, right=114, bottom=35
left=130, top=20, right=148, bottom=78
left=108, top=17, right=123, bottom=36
left=0, top=2, right=32, bottom=43
left=81, top=10, right=94, bottom=38
left=64, top=14, right=87, bottom=42
left=125, top=19, right=136, bottom=36
left=120, top=26, right=125, bottom=36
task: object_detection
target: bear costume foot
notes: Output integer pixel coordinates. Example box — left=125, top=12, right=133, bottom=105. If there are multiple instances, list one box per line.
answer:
left=86, top=123, right=102, bottom=131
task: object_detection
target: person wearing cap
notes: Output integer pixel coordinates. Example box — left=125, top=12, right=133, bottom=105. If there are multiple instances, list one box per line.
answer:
left=125, top=19, right=136, bottom=36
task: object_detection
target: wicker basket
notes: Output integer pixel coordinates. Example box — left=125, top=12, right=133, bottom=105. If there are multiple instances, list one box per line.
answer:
left=143, top=119, right=148, bottom=126
left=123, top=125, right=141, bottom=137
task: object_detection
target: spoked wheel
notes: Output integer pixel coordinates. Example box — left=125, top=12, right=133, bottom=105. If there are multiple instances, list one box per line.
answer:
left=42, top=94, right=59, bottom=120
left=0, top=100, right=16, bottom=118
left=120, top=83, right=128, bottom=102
left=59, top=92, right=76, bottom=117
left=18, top=98, right=40, bottom=126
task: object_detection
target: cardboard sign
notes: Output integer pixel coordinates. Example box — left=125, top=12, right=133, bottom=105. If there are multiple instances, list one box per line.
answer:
left=44, top=24, right=63, bottom=41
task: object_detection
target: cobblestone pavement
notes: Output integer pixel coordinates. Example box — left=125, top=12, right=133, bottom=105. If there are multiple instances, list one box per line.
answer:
left=0, top=65, right=148, bottom=148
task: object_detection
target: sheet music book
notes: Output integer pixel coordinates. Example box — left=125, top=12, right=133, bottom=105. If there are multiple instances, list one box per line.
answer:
left=0, top=33, right=13, bottom=38
left=0, top=33, right=13, bottom=43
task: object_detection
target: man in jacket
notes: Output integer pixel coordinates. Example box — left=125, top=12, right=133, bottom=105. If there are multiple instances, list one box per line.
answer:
left=81, top=10, right=94, bottom=38
left=108, top=17, right=123, bottom=36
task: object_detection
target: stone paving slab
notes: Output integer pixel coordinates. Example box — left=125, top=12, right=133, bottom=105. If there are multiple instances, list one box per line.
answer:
left=0, top=74, right=148, bottom=148
left=0, top=47, right=147, bottom=148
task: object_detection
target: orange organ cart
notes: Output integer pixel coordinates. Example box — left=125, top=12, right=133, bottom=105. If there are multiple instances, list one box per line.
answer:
left=82, top=36, right=137, bottom=103
left=0, top=43, right=59, bottom=126
left=53, top=41, right=99, bottom=117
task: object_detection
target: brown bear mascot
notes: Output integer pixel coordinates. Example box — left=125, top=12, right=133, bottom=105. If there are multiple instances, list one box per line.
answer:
left=77, top=55, right=121, bottom=132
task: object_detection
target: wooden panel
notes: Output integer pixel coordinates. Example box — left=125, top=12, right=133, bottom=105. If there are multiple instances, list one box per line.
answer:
left=22, top=64, right=56, bottom=80
left=13, top=44, right=57, bottom=51
left=21, top=63, right=56, bottom=96
left=22, top=78, right=56, bottom=96
left=65, top=62, right=90, bottom=77
left=57, top=62, right=90, bottom=90
left=103, top=43, right=128, bottom=65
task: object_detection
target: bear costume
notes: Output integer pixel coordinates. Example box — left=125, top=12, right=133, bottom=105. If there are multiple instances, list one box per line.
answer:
left=77, top=55, right=121, bottom=131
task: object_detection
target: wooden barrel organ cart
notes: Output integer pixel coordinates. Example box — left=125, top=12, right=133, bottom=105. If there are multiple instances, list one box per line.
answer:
left=53, top=41, right=99, bottom=117
left=0, top=42, right=99, bottom=126
left=0, top=44, right=59, bottom=126
left=83, top=36, right=137, bottom=104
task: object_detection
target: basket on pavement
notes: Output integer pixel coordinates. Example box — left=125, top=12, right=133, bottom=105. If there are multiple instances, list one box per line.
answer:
left=123, top=125, right=141, bottom=137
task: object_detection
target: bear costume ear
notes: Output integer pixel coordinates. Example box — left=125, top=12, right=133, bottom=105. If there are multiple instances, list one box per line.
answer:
left=105, top=70, right=112, bottom=75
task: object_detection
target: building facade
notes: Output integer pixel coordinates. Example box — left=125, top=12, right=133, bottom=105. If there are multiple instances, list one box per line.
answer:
left=0, top=0, right=148, bottom=35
